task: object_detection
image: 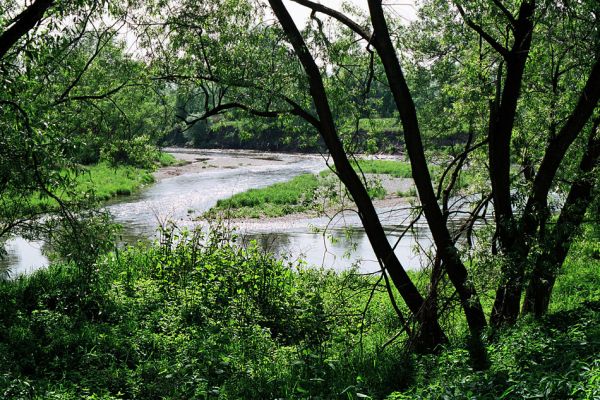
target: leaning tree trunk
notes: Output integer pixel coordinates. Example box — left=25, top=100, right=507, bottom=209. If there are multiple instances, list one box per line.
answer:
left=288, top=0, right=487, bottom=345
left=522, top=120, right=600, bottom=317
left=0, top=0, right=55, bottom=60
left=268, top=0, right=448, bottom=350
left=367, top=0, right=487, bottom=336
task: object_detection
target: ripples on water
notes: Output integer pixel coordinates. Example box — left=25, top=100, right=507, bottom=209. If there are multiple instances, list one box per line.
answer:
left=1, top=150, right=434, bottom=277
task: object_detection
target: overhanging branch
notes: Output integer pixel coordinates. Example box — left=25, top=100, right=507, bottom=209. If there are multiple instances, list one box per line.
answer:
left=454, top=2, right=509, bottom=59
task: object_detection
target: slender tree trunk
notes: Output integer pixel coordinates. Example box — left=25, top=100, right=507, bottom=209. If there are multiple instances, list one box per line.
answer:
left=268, top=0, right=448, bottom=350
left=522, top=120, right=600, bottom=316
left=289, top=0, right=488, bottom=343
left=489, top=1, right=536, bottom=327
left=367, top=0, right=487, bottom=336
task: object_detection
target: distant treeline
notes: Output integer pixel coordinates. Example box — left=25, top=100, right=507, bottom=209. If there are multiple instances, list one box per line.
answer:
left=160, top=117, right=469, bottom=153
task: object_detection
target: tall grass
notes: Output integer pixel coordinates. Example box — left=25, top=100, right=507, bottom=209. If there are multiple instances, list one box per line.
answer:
left=74, top=162, right=155, bottom=200
left=25, top=152, right=177, bottom=211
left=209, top=160, right=416, bottom=219
left=351, top=159, right=412, bottom=178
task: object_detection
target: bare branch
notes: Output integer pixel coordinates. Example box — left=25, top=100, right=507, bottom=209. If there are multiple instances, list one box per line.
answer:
left=290, top=0, right=372, bottom=42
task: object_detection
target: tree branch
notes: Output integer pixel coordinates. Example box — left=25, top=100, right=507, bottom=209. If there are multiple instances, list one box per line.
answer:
left=491, top=0, right=517, bottom=27
left=52, top=81, right=133, bottom=106
left=290, top=0, right=372, bottom=42
left=454, top=2, right=509, bottom=58
left=0, top=0, right=55, bottom=60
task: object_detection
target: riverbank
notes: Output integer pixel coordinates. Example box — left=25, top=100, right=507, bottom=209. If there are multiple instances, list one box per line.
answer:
left=77, top=152, right=182, bottom=201
left=1, top=153, right=180, bottom=276
left=153, top=148, right=325, bottom=181
left=0, top=226, right=597, bottom=399
left=1, top=150, right=459, bottom=276
left=20, top=152, right=181, bottom=212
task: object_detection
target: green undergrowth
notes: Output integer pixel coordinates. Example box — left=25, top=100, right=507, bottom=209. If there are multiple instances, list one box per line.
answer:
left=388, top=233, right=600, bottom=399
left=387, top=303, right=600, bottom=399
left=0, top=228, right=414, bottom=399
left=0, top=227, right=598, bottom=399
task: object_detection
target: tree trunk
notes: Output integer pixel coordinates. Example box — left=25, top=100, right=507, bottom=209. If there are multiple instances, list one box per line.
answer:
left=268, top=0, right=448, bottom=350
left=489, top=1, right=536, bottom=327
left=522, top=120, right=600, bottom=316
left=0, top=0, right=55, bottom=60
left=367, top=0, right=487, bottom=336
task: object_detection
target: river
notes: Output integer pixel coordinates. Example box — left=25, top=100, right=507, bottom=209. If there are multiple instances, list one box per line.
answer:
left=1, top=149, right=433, bottom=277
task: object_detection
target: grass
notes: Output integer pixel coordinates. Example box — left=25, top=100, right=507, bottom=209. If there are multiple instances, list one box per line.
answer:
left=209, top=173, right=320, bottom=218
left=78, top=151, right=182, bottom=200
left=351, top=159, right=413, bottom=178
left=73, top=162, right=155, bottom=200
left=208, top=159, right=414, bottom=219
left=25, top=152, right=179, bottom=211
left=157, top=151, right=179, bottom=167
left=0, top=226, right=597, bottom=399
left=397, top=187, right=417, bottom=197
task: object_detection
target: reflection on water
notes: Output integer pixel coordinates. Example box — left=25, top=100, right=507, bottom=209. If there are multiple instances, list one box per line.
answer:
left=0, top=237, right=48, bottom=279
left=241, top=225, right=433, bottom=274
left=2, top=150, right=436, bottom=277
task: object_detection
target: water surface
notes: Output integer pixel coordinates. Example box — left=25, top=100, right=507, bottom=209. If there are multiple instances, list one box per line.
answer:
left=1, top=150, right=433, bottom=276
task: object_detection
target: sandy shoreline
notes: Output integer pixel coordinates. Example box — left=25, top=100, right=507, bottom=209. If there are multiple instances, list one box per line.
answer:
left=153, top=148, right=416, bottom=226
left=153, top=148, right=323, bottom=182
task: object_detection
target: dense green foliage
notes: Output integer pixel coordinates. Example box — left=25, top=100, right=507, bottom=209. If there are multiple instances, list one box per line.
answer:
left=0, top=1, right=176, bottom=244
left=162, top=116, right=410, bottom=154
left=0, top=227, right=598, bottom=399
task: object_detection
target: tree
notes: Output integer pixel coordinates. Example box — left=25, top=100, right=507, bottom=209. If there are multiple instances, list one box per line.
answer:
left=0, top=1, right=170, bottom=263
left=141, top=0, right=599, bottom=361
left=397, top=0, right=599, bottom=322
left=268, top=0, right=600, bottom=328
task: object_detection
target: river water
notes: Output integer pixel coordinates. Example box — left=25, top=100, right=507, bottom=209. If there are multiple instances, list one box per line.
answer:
left=1, top=150, right=433, bottom=277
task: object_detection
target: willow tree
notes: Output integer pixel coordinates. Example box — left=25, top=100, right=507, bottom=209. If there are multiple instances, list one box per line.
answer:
left=0, top=0, right=171, bottom=268
left=144, top=0, right=599, bottom=355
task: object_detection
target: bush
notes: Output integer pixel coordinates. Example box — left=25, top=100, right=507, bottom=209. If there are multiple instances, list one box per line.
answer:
left=100, top=135, right=159, bottom=169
